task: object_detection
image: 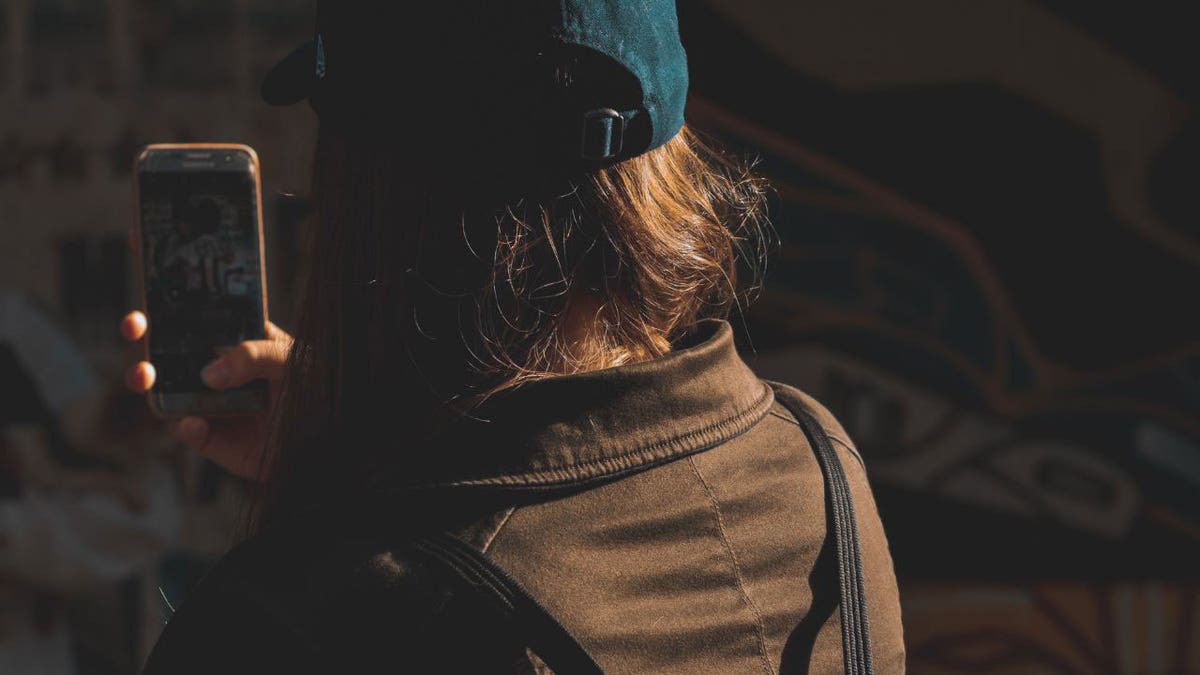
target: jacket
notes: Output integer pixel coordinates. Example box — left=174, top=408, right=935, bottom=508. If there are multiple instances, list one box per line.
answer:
left=141, top=318, right=905, bottom=674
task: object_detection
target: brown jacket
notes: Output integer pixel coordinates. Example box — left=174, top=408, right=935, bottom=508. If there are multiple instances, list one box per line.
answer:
left=142, top=318, right=905, bottom=674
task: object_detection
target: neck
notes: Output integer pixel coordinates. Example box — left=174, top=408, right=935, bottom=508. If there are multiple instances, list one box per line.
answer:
left=558, top=288, right=667, bottom=372
left=466, top=289, right=671, bottom=406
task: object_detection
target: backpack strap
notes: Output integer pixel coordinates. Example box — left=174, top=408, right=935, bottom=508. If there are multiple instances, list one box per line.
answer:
left=410, top=532, right=603, bottom=674
left=767, top=381, right=874, bottom=675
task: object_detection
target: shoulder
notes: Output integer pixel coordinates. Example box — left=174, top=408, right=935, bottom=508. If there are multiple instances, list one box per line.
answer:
left=142, top=524, right=519, bottom=674
left=760, top=378, right=908, bottom=670
left=141, top=557, right=325, bottom=674
left=760, top=378, right=863, bottom=467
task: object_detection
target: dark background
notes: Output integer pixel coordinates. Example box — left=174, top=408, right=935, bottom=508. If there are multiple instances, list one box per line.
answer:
left=1, top=1, right=1196, bottom=673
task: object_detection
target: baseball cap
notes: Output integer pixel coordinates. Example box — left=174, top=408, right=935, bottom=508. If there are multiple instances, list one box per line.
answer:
left=260, top=1, right=689, bottom=168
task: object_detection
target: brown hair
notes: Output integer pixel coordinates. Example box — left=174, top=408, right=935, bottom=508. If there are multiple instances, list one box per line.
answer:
left=249, top=121, right=774, bottom=529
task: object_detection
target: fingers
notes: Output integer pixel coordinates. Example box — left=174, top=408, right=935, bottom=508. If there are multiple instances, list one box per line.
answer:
left=265, top=321, right=293, bottom=345
left=201, top=338, right=290, bottom=389
left=125, top=361, right=156, bottom=393
left=120, top=311, right=147, bottom=342
left=173, top=417, right=210, bottom=455
left=170, top=416, right=264, bottom=480
left=123, top=308, right=291, bottom=394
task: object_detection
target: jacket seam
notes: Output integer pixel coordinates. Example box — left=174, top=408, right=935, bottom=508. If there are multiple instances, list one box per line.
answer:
left=687, top=456, right=776, bottom=675
left=826, top=435, right=867, bottom=472
left=766, top=409, right=865, bottom=472
left=433, top=381, right=774, bottom=488
left=480, top=506, right=516, bottom=554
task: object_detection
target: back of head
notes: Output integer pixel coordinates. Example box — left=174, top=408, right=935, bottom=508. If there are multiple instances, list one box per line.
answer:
left=250, top=2, right=775, bottom=527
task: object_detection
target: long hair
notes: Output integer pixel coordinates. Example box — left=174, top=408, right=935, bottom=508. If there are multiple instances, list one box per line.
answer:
left=247, top=117, right=775, bottom=531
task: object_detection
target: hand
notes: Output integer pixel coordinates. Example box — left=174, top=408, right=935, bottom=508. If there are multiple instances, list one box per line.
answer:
left=121, top=311, right=292, bottom=480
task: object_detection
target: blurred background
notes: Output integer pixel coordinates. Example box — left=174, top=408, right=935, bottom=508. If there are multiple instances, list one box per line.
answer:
left=0, top=0, right=1196, bottom=673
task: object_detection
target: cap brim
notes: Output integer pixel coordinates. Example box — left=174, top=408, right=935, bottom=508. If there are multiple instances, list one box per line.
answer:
left=261, top=41, right=317, bottom=106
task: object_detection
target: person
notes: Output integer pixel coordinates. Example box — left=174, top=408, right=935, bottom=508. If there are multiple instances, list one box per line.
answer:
left=123, top=2, right=905, bottom=672
left=159, top=198, right=222, bottom=303
left=1, top=291, right=181, bottom=675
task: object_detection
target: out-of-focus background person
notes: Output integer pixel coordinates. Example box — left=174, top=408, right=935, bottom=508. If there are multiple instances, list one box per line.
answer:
left=1, top=0, right=1196, bottom=673
left=1, top=290, right=180, bottom=674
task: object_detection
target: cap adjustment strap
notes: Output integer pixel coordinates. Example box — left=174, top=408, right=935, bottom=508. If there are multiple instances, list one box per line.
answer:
left=580, top=108, right=641, bottom=161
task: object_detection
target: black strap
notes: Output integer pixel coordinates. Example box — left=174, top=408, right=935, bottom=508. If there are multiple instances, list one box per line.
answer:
left=413, top=384, right=873, bottom=674
left=770, top=384, right=874, bottom=675
left=578, top=107, right=643, bottom=160
left=411, top=533, right=603, bottom=674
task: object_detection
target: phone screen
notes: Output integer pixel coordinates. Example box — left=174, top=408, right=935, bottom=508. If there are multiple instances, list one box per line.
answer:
left=138, top=168, right=266, bottom=400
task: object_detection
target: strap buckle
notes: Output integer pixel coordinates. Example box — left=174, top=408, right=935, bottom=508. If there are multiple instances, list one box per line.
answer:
left=580, top=108, right=627, bottom=161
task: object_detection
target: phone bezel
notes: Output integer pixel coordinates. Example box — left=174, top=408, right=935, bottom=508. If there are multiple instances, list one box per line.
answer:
left=133, top=143, right=270, bottom=418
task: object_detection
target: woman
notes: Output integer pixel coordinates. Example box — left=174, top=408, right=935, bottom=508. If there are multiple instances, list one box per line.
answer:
left=124, top=1, right=904, bottom=672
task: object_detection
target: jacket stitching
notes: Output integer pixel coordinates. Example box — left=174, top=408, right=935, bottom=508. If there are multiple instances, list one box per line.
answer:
left=687, top=456, right=776, bottom=675
left=766, top=409, right=795, bottom=423
left=433, top=382, right=775, bottom=488
left=480, top=507, right=516, bottom=554
left=766, top=409, right=865, bottom=472
left=827, top=435, right=867, bottom=473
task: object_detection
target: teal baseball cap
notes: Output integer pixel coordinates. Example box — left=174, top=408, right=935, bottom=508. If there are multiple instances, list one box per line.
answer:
left=261, top=1, right=689, bottom=168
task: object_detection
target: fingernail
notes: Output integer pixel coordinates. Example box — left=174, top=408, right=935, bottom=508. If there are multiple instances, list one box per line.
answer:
left=201, top=360, right=227, bottom=387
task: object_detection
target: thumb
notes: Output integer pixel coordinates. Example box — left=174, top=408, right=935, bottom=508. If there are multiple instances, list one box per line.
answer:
left=201, top=339, right=289, bottom=389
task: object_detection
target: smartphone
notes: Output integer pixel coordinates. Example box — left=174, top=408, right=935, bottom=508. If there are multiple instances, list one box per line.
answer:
left=134, top=144, right=269, bottom=417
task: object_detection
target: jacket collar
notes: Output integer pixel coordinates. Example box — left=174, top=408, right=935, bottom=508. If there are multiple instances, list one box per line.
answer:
left=378, top=318, right=774, bottom=492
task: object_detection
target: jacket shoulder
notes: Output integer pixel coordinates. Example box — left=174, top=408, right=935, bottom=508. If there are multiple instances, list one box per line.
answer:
left=141, top=533, right=329, bottom=674
left=760, top=378, right=863, bottom=466
left=143, top=525, right=519, bottom=674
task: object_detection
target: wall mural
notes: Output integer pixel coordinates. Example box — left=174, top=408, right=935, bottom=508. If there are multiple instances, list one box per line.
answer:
left=679, top=1, right=1200, bottom=672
